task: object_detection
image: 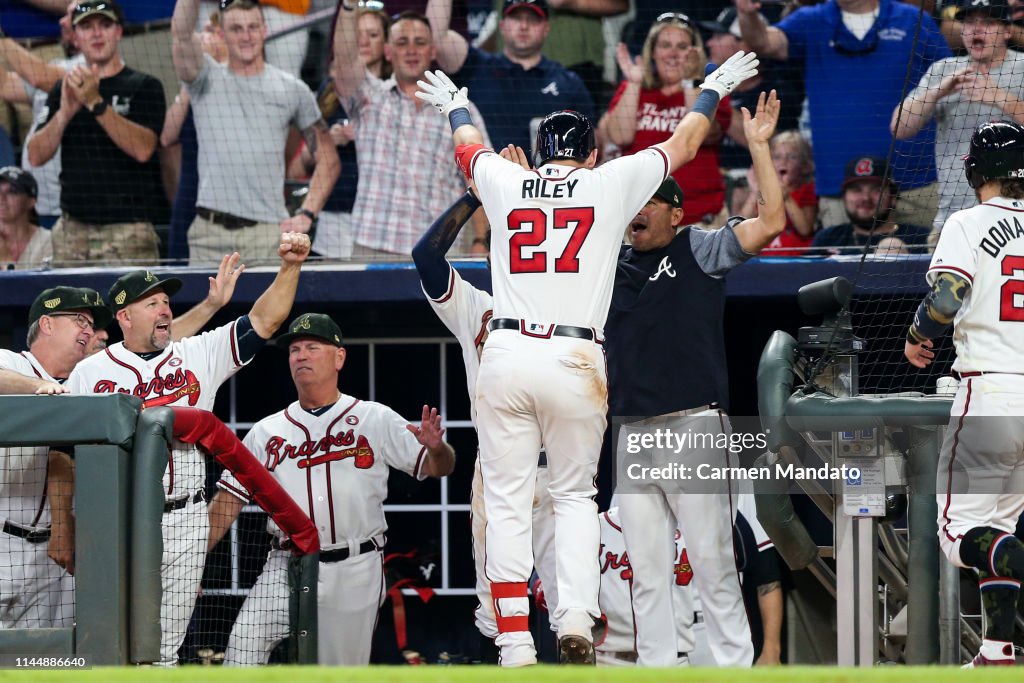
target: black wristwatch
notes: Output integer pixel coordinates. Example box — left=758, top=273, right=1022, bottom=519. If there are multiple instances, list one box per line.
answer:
left=294, top=208, right=318, bottom=226
left=87, top=99, right=108, bottom=116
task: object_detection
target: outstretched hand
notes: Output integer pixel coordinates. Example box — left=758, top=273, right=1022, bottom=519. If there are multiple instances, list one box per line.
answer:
left=904, top=338, right=935, bottom=368
left=415, top=70, right=469, bottom=116
left=702, top=50, right=759, bottom=97
left=406, top=405, right=446, bottom=451
left=741, top=89, right=780, bottom=146
left=207, top=252, right=244, bottom=309
left=499, top=144, right=531, bottom=170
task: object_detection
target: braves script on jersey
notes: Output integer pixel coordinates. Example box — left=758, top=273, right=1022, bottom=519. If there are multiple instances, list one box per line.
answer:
left=457, top=145, right=669, bottom=331
left=217, top=395, right=429, bottom=665
left=929, top=197, right=1024, bottom=373
left=66, top=321, right=246, bottom=497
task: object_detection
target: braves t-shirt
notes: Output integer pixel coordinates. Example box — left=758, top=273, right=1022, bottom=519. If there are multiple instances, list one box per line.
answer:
left=609, top=82, right=731, bottom=225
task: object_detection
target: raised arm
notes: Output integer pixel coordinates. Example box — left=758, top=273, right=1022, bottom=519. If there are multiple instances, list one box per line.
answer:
left=891, top=70, right=959, bottom=140
left=736, top=0, right=788, bottom=61
left=161, top=86, right=191, bottom=148
left=426, top=0, right=469, bottom=73
left=546, top=0, right=628, bottom=17
left=658, top=52, right=759, bottom=174
left=171, top=0, right=205, bottom=83
left=0, top=38, right=66, bottom=92
left=732, top=90, right=786, bottom=253
left=248, top=233, right=311, bottom=339
left=331, top=1, right=366, bottom=100
left=598, top=44, right=642, bottom=148
left=416, top=70, right=484, bottom=147
left=412, top=189, right=482, bottom=297
left=173, top=253, right=244, bottom=339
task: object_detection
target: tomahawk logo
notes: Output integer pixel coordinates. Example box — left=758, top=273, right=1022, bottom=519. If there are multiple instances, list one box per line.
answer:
left=649, top=256, right=677, bottom=281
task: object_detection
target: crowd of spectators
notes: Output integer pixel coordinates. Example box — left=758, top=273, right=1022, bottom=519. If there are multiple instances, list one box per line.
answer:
left=0, top=0, right=1017, bottom=266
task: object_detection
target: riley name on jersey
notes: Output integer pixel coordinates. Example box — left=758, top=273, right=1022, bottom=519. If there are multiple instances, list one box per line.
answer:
left=521, top=177, right=581, bottom=199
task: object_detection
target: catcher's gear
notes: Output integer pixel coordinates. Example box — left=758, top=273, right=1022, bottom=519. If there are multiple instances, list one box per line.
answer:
left=964, top=120, right=1024, bottom=189
left=415, top=70, right=469, bottom=116
left=701, top=50, right=759, bottom=98
left=534, top=109, right=595, bottom=166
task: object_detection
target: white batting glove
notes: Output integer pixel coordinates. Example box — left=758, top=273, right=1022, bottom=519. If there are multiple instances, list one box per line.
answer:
left=415, top=70, right=469, bottom=116
left=701, top=51, right=760, bottom=98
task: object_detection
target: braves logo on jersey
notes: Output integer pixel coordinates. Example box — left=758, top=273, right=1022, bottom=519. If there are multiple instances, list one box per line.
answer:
left=599, top=544, right=633, bottom=581
left=265, top=432, right=375, bottom=471
left=93, top=367, right=202, bottom=408
left=674, top=548, right=693, bottom=586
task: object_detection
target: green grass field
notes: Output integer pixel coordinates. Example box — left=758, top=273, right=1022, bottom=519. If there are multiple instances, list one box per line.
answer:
left=1, top=666, right=1019, bottom=683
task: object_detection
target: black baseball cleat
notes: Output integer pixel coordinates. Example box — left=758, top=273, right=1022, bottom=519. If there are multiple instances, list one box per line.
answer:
left=558, top=635, right=595, bottom=665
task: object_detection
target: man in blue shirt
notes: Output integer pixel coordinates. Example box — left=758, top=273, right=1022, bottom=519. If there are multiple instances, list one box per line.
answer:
left=738, top=0, right=951, bottom=231
left=426, top=0, right=595, bottom=154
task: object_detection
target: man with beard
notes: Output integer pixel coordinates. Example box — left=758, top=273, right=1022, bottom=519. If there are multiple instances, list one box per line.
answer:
left=811, top=155, right=931, bottom=254
left=66, top=233, right=311, bottom=665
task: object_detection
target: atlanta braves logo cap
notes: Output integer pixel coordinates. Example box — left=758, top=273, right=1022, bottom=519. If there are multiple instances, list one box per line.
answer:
left=29, top=286, right=112, bottom=329
left=842, top=155, right=896, bottom=191
left=108, top=270, right=183, bottom=312
left=274, top=313, right=345, bottom=348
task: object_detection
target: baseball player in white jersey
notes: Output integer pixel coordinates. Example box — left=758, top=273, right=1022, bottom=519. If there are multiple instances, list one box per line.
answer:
left=205, top=313, right=455, bottom=665
left=0, top=286, right=110, bottom=628
left=905, top=120, right=1024, bottom=668
left=411, top=194, right=560, bottom=650
left=415, top=51, right=759, bottom=666
left=66, top=235, right=309, bottom=665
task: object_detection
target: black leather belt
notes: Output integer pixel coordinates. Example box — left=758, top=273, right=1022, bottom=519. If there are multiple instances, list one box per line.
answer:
left=320, top=540, right=377, bottom=563
left=488, top=318, right=601, bottom=343
left=2, top=520, right=50, bottom=544
left=164, top=489, right=206, bottom=514
left=196, top=207, right=259, bottom=230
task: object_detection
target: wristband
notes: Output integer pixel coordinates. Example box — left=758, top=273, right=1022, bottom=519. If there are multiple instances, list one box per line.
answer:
left=294, top=208, right=318, bottom=226
left=691, top=90, right=719, bottom=120
left=906, top=326, right=928, bottom=345
left=448, top=107, right=473, bottom=132
left=88, top=99, right=108, bottom=116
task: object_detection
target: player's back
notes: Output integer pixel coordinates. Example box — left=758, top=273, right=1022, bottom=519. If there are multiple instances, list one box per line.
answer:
left=932, top=197, right=1024, bottom=373
left=472, top=149, right=669, bottom=332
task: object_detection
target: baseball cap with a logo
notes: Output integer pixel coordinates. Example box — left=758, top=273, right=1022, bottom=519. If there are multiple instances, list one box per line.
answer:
left=29, top=286, right=112, bottom=329
left=653, top=176, right=684, bottom=208
left=503, top=0, right=549, bottom=20
left=842, top=155, right=896, bottom=191
left=0, top=166, right=38, bottom=198
left=699, top=8, right=743, bottom=39
left=72, top=0, right=125, bottom=26
left=108, top=270, right=183, bottom=313
left=274, top=313, right=345, bottom=348
left=955, top=0, right=1011, bottom=22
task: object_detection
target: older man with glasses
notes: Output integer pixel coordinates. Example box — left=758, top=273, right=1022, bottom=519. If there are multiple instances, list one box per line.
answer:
left=737, top=0, right=952, bottom=232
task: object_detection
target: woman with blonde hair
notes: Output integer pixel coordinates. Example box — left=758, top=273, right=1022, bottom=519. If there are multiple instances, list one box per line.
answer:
left=599, top=13, right=732, bottom=227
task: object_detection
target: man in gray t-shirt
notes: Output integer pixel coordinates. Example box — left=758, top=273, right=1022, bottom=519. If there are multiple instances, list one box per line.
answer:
left=892, top=2, right=1024, bottom=240
left=172, top=0, right=339, bottom=264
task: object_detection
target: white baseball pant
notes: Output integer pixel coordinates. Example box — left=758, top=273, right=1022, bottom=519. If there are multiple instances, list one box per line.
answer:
left=160, top=500, right=210, bottom=664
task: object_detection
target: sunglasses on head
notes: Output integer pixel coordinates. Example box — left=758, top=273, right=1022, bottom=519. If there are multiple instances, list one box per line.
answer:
left=655, top=12, right=693, bottom=26
left=219, top=0, right=260, bottom=10
left=73, top=1, right=116, bottom=16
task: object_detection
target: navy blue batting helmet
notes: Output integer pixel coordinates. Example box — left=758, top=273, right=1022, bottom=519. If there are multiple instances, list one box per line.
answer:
left=534, top=110, right=596, bottom=166
left=964, top=120, right=1024, bottom=189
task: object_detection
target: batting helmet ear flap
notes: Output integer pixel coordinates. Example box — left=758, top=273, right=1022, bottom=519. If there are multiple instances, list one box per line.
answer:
left=964, top=120, right=1024, bottom=189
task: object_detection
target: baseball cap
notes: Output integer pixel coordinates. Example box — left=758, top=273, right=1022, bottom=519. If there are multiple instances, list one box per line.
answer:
left=652, top=177, right=683, bottom=208
left=274, top=313, right=345, bottom=348
left=29, top=286, right=112, bottom=330
left=72, top=0, right=124, bottom=26
left=0, top=166, right=38, bottom=198
left=699, top=7, right=742, bottom=39
left=503, top=0, right=549, bottom=20
left=108, top=270, right=183, bottom=313
left=955, top=0, right=1011, bottom=22
left=842, top=155, right=895, bottom=191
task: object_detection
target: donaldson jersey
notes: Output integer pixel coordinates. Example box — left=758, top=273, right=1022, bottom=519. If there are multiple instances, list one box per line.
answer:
left=928, top=197, right=1024, bottom=374
left=66, top=320, right=248, bottom=498
left=423, top=265, right=492, bottom=426
left=219, top=395, right=429, bottom=549
left=0, top=350, right=57, bottom=528
left=458, top=145, right=670, bottom=333
left=597, top=507, right=695, bottom=656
